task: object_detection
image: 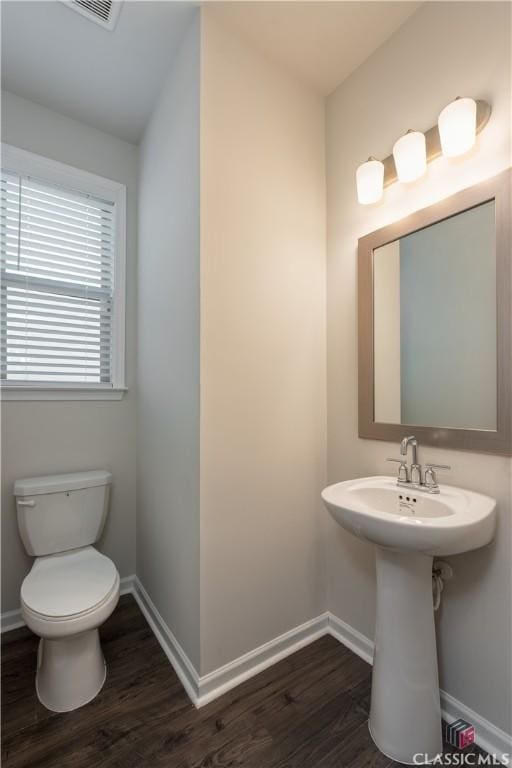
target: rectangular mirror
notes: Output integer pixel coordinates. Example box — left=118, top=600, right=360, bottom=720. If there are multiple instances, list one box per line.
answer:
left=358, top=169, right=511, bottom=454
left=374, top=200, right=497, bottom=430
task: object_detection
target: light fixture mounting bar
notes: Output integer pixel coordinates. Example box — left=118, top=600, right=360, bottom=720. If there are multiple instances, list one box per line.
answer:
left=382, top=100, right=491, bottom=188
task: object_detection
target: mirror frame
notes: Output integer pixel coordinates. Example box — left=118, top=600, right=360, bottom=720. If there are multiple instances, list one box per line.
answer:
left=358, top=168, right=511, bottom=455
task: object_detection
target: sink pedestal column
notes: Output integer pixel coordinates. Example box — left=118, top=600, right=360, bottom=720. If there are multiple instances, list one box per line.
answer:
left=369, top=548, right=443, bottom=765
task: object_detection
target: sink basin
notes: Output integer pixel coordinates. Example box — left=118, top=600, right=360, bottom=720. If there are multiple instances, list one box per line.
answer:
left=322, top=475, right=496, bottom=556
left=321, top=475, right=496, bottom=765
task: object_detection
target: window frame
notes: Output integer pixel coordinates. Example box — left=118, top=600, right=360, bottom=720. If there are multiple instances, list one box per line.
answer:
left=1, top=144, right=127, bottom=401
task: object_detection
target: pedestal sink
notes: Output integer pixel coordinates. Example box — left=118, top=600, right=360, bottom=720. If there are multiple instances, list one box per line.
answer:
left=321, top=476, right=496, bottom=765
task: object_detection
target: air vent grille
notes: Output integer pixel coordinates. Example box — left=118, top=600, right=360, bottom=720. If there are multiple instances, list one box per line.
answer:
left=75, top=0, right=112, bottom=23
left=60, top=0, right=122, bottom=31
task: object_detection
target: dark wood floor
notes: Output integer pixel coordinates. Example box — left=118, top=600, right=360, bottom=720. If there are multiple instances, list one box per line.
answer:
left=2, top=595, right=485, bottom=768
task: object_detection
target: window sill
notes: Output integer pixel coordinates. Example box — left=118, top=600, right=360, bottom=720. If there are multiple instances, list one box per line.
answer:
left=1, top=387, right=127, bottom=402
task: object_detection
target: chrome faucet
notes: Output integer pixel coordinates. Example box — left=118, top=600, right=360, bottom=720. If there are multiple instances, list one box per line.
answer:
left=400, top=435, right=421, bottom=485
left=387, top=435, right=451, bottom=494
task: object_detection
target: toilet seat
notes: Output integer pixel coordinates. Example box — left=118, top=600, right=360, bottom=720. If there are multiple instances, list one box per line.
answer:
left=21, top=546, right=118, bottom=619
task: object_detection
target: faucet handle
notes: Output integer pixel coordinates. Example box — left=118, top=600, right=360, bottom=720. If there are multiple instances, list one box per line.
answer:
left=424, top=463, right=450, bottom=490
left=386, top=458, right=409, bottom=483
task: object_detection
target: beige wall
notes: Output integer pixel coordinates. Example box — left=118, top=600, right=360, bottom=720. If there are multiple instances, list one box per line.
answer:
left=199, top=7, right=327, bottom=674
left=137, top=13, right=201, bottom=667
left=326, top=1, right=511, bottom=733
left=1, top=91, right=138, bottom=611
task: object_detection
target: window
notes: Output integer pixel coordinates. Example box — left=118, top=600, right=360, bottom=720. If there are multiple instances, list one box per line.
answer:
left=1, top=145, right=126, bottom=400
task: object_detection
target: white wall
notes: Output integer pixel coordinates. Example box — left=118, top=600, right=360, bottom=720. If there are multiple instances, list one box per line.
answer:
left=137, top=13, right=201, bottom=668
left=326, top=1, right=511, bottom=734
left=199, top=7, right=327, bottom=674
left=1, top=91, right=138, bottom=611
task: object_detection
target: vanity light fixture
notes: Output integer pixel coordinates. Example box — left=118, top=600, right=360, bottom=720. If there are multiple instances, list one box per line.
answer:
left=356, top=98, right=491, bottom=204
left=392, top=130, right=427, bottom=183
left=356, top=157, right=384, bottom=205
left=438, top=97, right=477, bottom=157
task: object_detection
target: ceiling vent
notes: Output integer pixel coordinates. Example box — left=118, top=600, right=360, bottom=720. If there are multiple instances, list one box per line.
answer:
left=60, top=0, right=122, bottom=31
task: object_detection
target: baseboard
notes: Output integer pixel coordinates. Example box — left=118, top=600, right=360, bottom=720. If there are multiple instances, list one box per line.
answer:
left=0, top=573, right=136, bottom=634
left=327, top=612, right=373, bottom=665
left=195, top=612, right=330, bottom=707
left=326, top=611, right=512, bottom=763
left=130, top=577, right=200, bottom=706
left=130, top=576, right=330, bottom=710
left=1, top=607, right=25, bottom=633
left=119, top=574, right=137, bottom=596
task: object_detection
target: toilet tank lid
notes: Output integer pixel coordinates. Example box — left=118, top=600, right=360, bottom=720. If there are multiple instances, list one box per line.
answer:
left=14, top=470, right=112, bottom=497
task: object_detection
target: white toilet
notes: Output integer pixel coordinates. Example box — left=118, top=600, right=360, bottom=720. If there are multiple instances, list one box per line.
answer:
left=14, top=470, right=120, bottom=713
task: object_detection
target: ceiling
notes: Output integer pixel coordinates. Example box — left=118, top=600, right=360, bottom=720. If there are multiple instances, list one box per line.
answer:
left=1, top=1, right=421, bottom=144
left=1, top=1, right=197, bottom=143
left=210, top=2, right=421, bottom=96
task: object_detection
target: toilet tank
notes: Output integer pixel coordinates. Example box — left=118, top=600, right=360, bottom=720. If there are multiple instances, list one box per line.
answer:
left=14, top=470, right=112, bottom=556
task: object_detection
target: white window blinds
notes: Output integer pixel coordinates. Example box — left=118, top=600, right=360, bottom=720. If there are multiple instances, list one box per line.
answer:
left=1, top=169, right=117, bottom=386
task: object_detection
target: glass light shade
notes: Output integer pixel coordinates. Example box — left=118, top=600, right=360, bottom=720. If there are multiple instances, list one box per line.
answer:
left=392, top=131, right=427, bottom=183
left=356, top=159, right=384, bottom=205
left=438, top=97, right=477, bottom=157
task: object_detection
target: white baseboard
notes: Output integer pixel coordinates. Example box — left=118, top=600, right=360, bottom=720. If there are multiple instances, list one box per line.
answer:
left=327, top=612, right=373, bottom=665
left=2, top=579, right=509, bottom=762
left=196, top=612, right=330, bottom=707
left=119, top=574, right=137, bottom=596
left=326, top=612, right=511, bottom=763
left=130, top=575, right=330, bottom=709
left=1, top=573, right=136, bottom=634
left=130, top=577, right=200, bottom=706
left=1, top=607, right=26, bottom=633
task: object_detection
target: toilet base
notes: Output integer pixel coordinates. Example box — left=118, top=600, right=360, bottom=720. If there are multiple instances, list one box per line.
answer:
left=36, top=629, right=106, bottom=712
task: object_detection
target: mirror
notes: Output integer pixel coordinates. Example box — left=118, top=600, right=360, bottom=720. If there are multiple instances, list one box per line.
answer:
left=358, top=169, right=511, bottom=455
left=373, top=201, right=496, bottom=430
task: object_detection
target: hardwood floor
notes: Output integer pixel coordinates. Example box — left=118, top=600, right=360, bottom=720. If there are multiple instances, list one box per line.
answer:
left=2, top=595, right=485, bottom=768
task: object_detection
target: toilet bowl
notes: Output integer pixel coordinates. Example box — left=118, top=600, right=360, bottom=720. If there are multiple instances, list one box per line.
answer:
left=21, top=547, right=120, bottom=712
left=14, top=470, right=119, bottom=712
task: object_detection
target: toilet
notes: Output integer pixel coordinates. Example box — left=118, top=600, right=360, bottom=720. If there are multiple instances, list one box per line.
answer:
left=14, top=470, right=120, bottom=713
